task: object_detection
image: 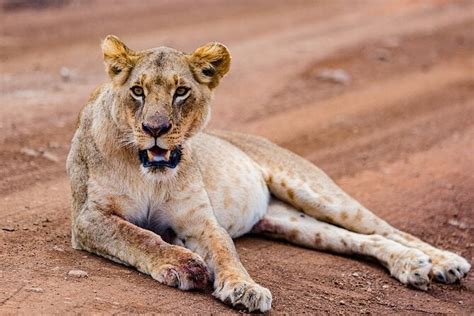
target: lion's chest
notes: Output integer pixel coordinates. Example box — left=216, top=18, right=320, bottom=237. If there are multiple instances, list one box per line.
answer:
left=94, top=133, right=271, bottom=241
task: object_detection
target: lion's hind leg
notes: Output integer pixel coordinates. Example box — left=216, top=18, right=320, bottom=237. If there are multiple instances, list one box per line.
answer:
left=215, top=131, right=470, bottom=284
left=252, top=199, right=432, bottom=290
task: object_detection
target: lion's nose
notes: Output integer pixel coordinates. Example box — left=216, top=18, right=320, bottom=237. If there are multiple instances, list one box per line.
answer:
left=142, top=117, right=172, bottom=138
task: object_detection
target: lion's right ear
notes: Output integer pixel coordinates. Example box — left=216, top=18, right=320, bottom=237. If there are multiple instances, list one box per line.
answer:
left=101, top=35, right=138, bottom=85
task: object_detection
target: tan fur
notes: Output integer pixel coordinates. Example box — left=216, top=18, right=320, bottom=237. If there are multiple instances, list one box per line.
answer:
left=67, top=36, right=470, bottom=312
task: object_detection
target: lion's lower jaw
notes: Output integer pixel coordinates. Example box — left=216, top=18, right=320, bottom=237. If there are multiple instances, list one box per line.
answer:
left=140, top=164, right=179, bottom=182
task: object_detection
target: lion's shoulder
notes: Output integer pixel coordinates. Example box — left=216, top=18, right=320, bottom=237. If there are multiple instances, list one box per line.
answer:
left=76, top=84, right=107, bottom=128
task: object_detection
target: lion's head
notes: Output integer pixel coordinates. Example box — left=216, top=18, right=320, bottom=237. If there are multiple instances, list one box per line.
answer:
left=101, top=35, right=231, bottom=176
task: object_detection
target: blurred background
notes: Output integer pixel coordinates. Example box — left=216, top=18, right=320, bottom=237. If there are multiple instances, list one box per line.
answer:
left=1, top=0, right=473, bottom=314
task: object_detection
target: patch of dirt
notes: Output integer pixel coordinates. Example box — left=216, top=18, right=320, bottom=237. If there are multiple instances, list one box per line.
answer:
left=1, top=0, right=473, bottom=314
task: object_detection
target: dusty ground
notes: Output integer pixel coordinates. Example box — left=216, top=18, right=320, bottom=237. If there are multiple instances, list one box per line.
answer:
left=1, top=0, right=473, bottom=314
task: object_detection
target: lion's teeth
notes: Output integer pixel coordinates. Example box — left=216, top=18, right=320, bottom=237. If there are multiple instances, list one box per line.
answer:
left=147, top=149, right=170, bottom=162
left=152, top=156, right=165, bottom=162
left=147, top=150, right=154, bottom=161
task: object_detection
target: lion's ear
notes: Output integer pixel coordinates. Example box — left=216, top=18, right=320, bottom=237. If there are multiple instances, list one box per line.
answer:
left=188, top=42, right=231, bottom=89
left=101, top=35, right=138, bottom=85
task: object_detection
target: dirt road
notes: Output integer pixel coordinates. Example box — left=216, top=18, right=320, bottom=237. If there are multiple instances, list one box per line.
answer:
left=1, top=0, right=473, bottom=313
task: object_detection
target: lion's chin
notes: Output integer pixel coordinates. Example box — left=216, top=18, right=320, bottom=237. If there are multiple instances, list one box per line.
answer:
left=139, top=163, right=179, bottom=182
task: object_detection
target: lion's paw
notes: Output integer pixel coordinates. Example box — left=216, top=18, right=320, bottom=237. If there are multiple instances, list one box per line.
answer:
left=213, top=279, right=272, bottom=312
left=429, top=250, right=471, bottom=284
left=151, top=256, right=210, bottom=290
left=389, top=248, right=432, bottom=290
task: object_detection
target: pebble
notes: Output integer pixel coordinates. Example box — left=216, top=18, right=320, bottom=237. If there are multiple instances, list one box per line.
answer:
left=352, top=272, right=360, bottom=277
left=60, top=67, right=71, bottom=82
left=27, top=287, right=44, bottom=293
left=316, top=68, right=351, bottom=85
left=53, top=246, right=65, bottom=252
left=448, top=219, right=468, bottom=229
left=42, top=151, right=59, bottom=163
left=67, top=269, right=88, bottom=278
left=20, top=147, right=39, bottom=157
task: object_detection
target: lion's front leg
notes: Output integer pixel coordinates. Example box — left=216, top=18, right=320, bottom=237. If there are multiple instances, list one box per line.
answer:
left=188, top=223, right=271, bottom=312
left=73, top=206, right=209, bottom=290
left=166, top=188, right=272, bottom=312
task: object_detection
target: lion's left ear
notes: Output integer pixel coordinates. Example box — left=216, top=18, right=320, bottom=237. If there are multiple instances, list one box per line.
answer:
left=187, top=43, right=231, bottom=89
left=102, top=35, right=139, bottom=85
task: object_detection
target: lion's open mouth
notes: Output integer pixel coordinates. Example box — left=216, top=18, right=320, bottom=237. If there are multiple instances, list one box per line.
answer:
left=139, top=146, right=182, bottom=169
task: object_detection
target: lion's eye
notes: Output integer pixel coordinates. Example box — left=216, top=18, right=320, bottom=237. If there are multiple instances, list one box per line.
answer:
left=131, top=86, right=144, bottom=98
left=175, top=87, right=189, bottom=97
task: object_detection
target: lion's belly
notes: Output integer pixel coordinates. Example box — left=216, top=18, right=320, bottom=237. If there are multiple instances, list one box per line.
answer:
left=192, top=133, right=270, bottom=238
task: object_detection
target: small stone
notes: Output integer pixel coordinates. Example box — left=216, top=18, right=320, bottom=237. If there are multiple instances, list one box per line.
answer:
left=352, top=272, right=360, bottom=277
left=42, top=151, right=59, bottom=163
left=27, top=287, right=44, bottom=293
left=67, top=269, right=88, bottom=278
left=458, top=300, right=463, bottom=305
left=382, top=284, right=389, bottom=289
left=448, top=219, right=468, bottom=229
left=53, top=246, right=65, bottom=252
left=1, top=227, right=16, bottom=232
left=60, top=67, right=71, bottom=82
left=339, top=300, right=346, bottom=305
left=316, top=68, right=351, bottom=85
left=20, top=147, right=39, bottom=157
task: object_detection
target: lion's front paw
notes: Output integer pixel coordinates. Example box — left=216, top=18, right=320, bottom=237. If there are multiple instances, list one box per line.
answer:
left=389, top=248, right=432, bottom=290
left=429, top=250, right=471, bottom=284
left=213, top=278, right=272, bottom=312
left=151, top=254, right=210, bottom=290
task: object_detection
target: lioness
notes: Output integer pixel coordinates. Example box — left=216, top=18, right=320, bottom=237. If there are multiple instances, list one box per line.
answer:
left=66, top=35, right=470, bottom=312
